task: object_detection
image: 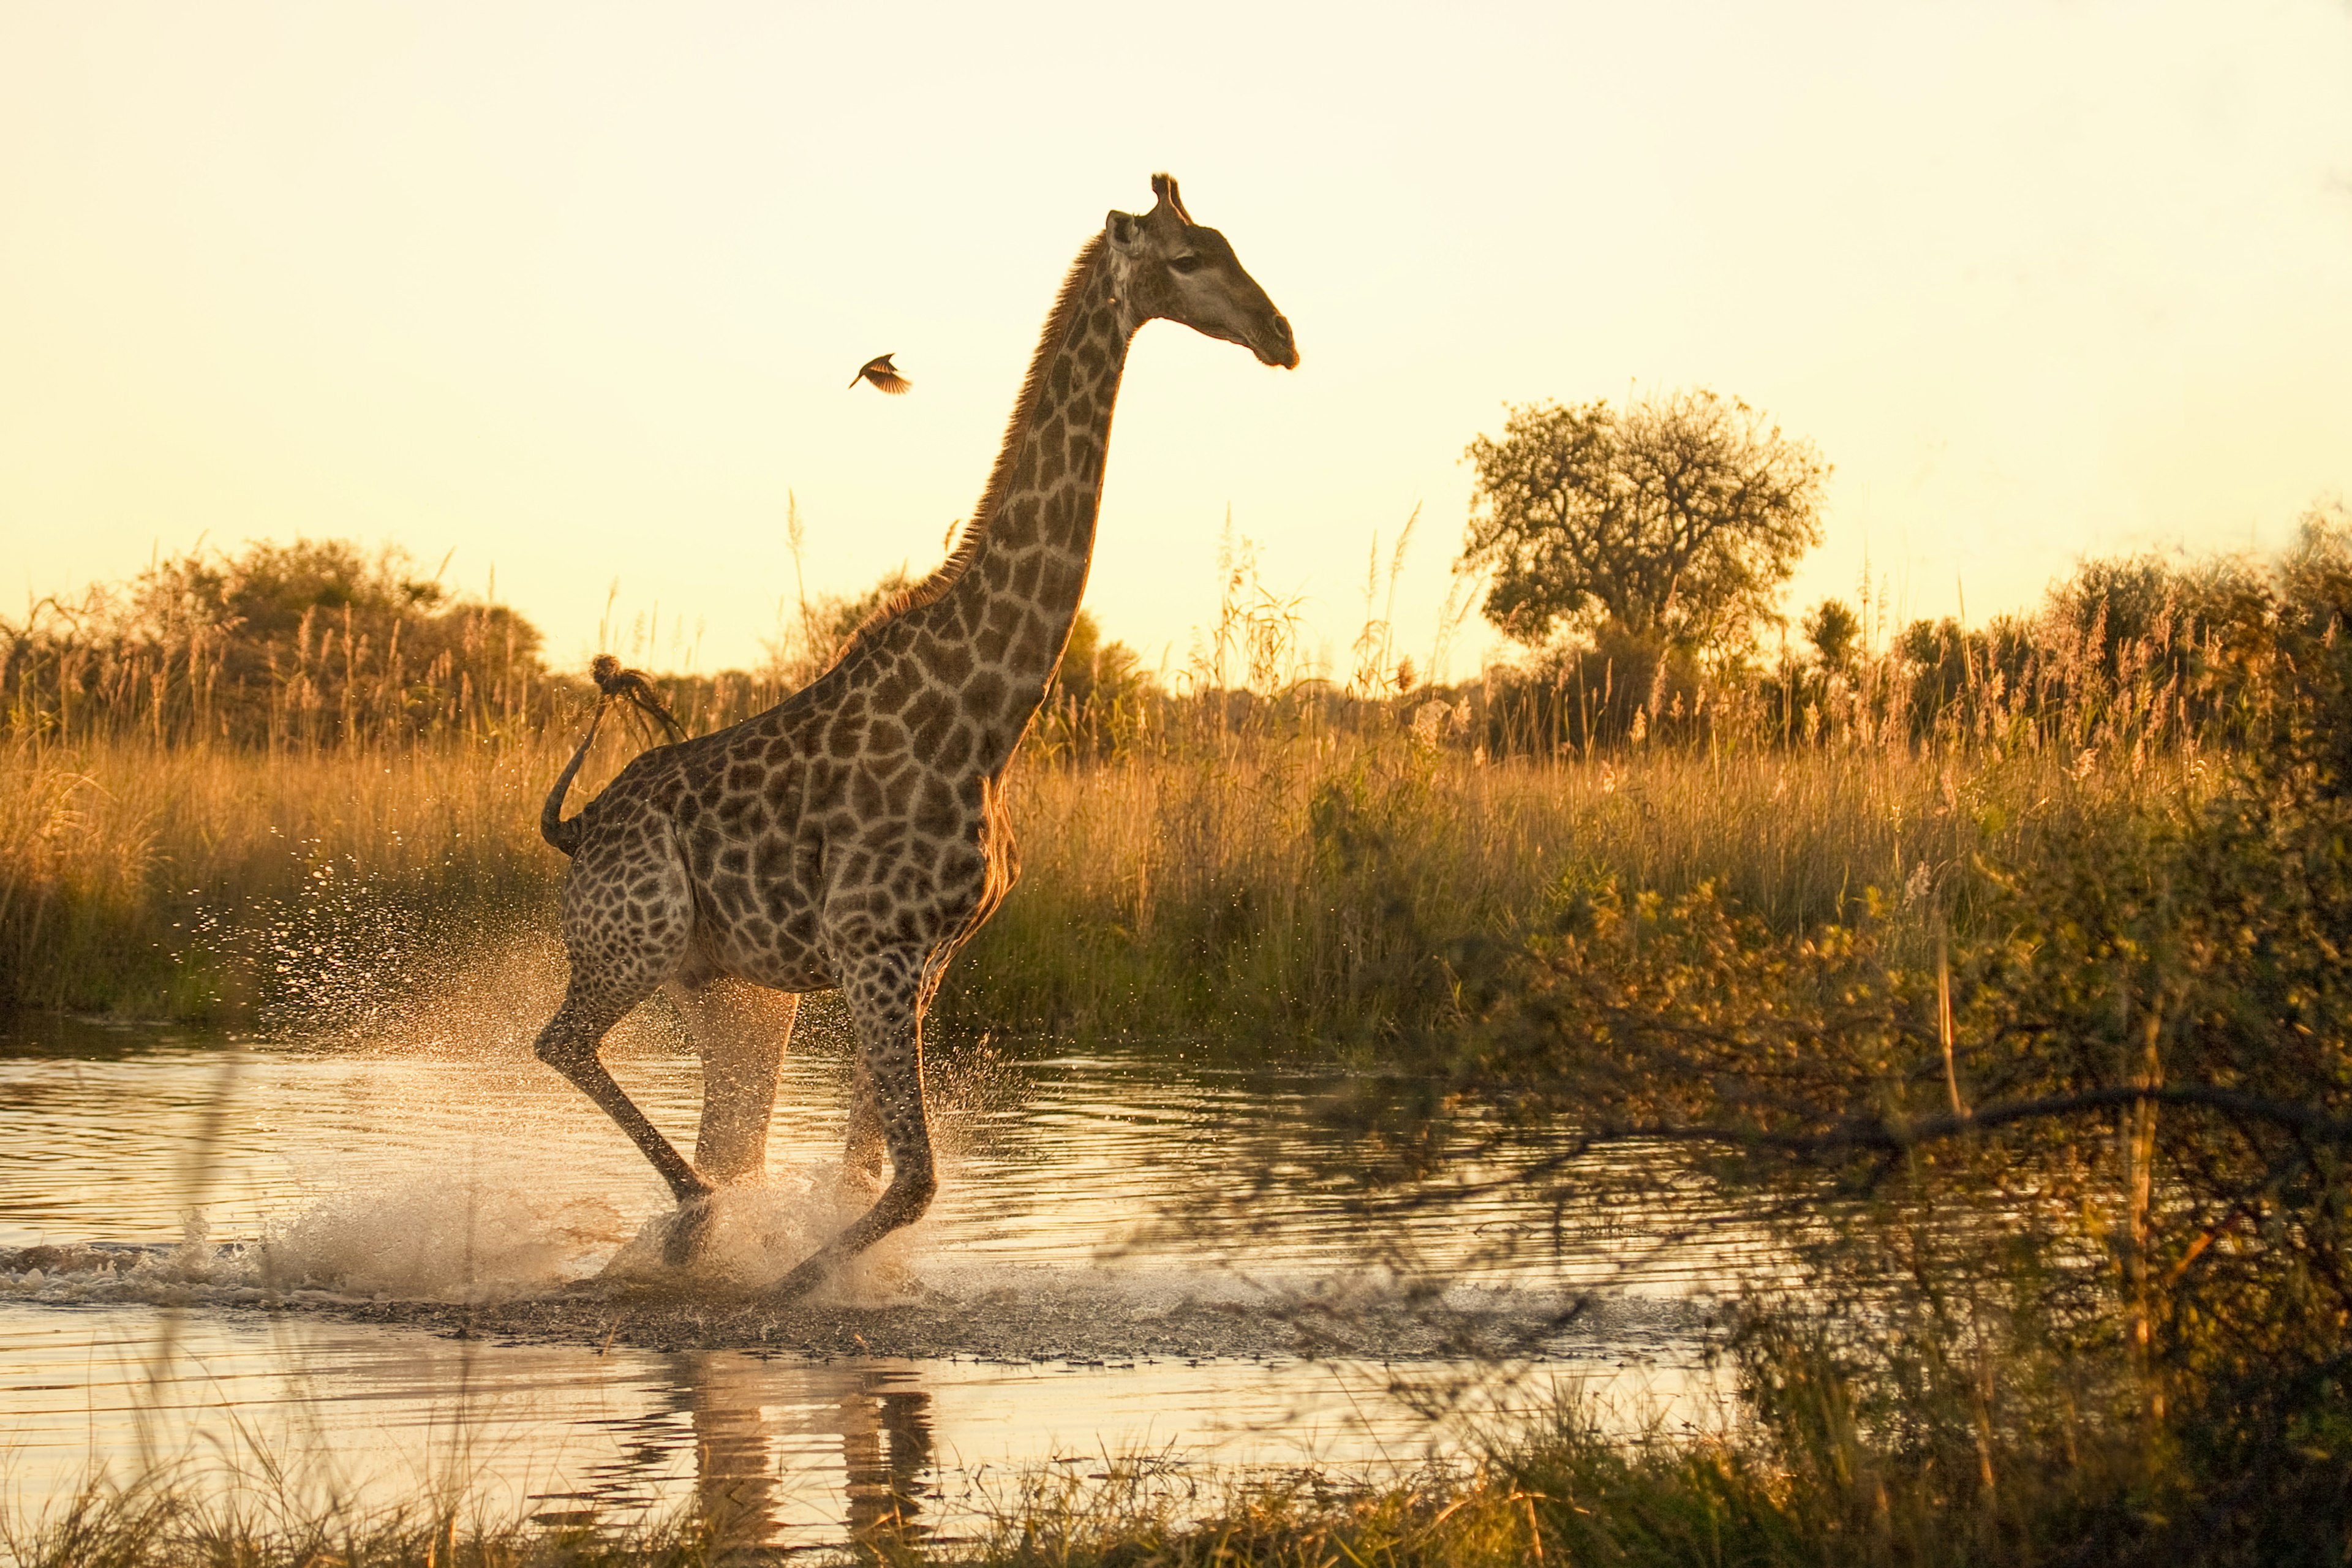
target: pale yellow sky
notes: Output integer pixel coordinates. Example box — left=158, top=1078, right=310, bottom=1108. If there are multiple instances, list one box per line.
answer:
left=4, top=1, right=2349, bottom=679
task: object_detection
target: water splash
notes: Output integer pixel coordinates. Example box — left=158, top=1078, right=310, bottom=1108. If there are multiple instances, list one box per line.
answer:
left=260, top=1172, right=631, bottom=1300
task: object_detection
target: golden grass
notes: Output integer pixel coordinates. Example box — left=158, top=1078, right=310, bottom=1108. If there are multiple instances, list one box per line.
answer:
left=0, top=734, right=569, bottom=1015
left=963, top=719, right=2195, bottom=1041
left=0, top=722, right=2184, bottom=1036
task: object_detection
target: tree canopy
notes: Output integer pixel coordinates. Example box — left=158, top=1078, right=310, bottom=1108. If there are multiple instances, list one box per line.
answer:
left=1460, top=389, right=1827, bottom=654
left=1803, top=598, right=1860, bottom=672
left=3, top=538, right=546, bottom=745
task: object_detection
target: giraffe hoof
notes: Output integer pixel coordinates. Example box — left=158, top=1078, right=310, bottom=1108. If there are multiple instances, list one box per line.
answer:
left=771, top=1253, right=832, bottom=1302
left=662, top=1197, right=717, bottom=1268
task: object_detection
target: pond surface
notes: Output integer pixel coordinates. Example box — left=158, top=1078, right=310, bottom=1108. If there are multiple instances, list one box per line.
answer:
left=0, top=1011, right=1717, bottom=1552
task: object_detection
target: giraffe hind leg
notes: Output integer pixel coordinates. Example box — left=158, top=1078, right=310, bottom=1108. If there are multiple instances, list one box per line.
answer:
left=773, top=948, right=937, bottom=1301
left=533, top=976, right=713, bottom=1208
left=537, top=818, right=728, bottom=1265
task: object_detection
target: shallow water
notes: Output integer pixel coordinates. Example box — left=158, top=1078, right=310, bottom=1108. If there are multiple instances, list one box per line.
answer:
left=1, top=1013, right=1716, bottom=1550
left=4, top=1306, right=1684, bottom=1553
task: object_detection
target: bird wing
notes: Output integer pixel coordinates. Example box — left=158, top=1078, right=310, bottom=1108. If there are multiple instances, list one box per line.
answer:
left=869, top=368, right=912, bottom=394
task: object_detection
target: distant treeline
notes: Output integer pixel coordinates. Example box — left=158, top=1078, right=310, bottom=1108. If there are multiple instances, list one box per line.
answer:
left=9, top=514, right=2350, bottom=763
left=2, top=540, right=560, bottom=748
left=1474, top=508, right=2352, bottom=759
left=0, top=538, right=1155, bottom=755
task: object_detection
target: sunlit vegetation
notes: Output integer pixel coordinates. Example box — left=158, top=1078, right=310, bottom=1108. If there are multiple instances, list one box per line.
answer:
left=6, top=514, right=2351, bottom=1562
left=1, top=519, right=2338, bottom=1034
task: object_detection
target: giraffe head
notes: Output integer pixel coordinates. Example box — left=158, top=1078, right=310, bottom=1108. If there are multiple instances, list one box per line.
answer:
left=1106, top=173, right=1298, bottom=369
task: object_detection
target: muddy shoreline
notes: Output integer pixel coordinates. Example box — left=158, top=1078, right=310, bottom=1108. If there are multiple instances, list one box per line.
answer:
left=2, top=1241, right=1704, bottom=1365
left=334, top=1283, right=1705, bottom=1365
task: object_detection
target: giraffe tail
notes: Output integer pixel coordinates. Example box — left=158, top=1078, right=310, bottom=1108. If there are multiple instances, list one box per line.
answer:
left=590, top=654, right=688, bottom=745
left=541, top=706, right=606, bottom=857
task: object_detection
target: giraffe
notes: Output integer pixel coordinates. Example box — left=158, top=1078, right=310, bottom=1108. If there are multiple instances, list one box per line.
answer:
left=537, top=173, right=1297, bottom=1299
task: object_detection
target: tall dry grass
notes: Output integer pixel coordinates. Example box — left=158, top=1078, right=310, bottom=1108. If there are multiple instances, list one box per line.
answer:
left=9, top=522, right=2301, bottom=1033
left=954, top=736, right=2180, bottom=1040
left=0, top=712, right=2183, bottom=1039
left=0, top=734, right=570, bottom=1016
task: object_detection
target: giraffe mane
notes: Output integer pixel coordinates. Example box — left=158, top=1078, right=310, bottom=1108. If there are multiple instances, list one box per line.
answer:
left=834, top=232, right=1111, bottom=660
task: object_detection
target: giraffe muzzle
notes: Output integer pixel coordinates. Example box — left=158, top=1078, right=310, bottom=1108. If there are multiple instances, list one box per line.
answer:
left=1254, top=312, right=1300, bottom=370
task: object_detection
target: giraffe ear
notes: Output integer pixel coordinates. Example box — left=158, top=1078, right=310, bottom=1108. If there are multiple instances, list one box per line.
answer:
left=1106, top=210, right=1139, bottom=252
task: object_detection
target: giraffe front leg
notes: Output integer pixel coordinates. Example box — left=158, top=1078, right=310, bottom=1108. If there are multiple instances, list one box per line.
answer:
left=839, top=1054, right=888, bottom=1197
left=773, top=948, right=937, bottom=1301
left=668, top=976, right=796, bottom=1185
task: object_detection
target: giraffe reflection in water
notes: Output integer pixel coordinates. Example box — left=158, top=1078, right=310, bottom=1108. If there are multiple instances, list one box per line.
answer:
left=627, top=1352, right=938, bottom=1551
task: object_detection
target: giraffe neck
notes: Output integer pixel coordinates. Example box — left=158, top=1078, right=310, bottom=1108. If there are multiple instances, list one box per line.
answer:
left=941, top=245, right=1133, bottom=772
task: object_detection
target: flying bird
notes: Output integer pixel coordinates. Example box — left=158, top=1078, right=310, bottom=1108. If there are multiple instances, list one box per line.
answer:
left=850, top=353, right=911, bottom=394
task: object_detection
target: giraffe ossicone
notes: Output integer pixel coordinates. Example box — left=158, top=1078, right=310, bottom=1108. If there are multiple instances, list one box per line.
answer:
left=533, top=173, right=1296, bottom=1300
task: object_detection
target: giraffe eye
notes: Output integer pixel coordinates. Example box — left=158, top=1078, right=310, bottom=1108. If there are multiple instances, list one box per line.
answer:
left=1168, top=254, right=1204, bottom=275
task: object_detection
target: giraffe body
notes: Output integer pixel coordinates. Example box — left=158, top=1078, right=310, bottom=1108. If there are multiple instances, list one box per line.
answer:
left=533, top=175, right=1296, bottom=1298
